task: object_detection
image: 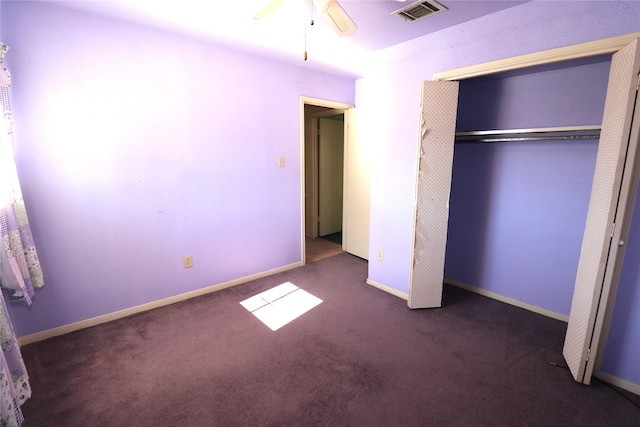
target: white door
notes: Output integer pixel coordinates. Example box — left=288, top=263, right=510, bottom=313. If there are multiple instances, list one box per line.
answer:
left=318, top=116, right=344, bottom=237
left=563, top=38, right=640, bottom=384
left=342, top=108, right=370, bottom=260
left=408, top=81, right=460, bottom=309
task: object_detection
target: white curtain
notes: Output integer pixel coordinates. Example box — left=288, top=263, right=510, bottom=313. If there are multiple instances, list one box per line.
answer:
left=0, top=42, right=44, bottom=427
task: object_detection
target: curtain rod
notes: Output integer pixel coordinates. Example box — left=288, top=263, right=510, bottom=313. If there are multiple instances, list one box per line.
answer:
left=455, top=125, right=601, bottom=143
left=456, top=125, right=601, bottom=136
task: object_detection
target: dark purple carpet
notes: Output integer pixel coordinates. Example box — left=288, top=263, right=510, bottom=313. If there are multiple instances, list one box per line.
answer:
left=20, top=253, right=640, bottom=426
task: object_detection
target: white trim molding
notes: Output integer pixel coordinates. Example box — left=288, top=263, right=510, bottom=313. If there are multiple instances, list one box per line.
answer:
left=444, top=279, right=569, bottom=323
left=595, top=371, right=640, bottom=396
left=434, top=32, right=640, bottom=81
left=366, top=278, right=409, bottom=300
left=18, top=261, right=302, bottom=346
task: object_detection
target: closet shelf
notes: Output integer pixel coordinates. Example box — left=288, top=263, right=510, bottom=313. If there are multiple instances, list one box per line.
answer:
left=455, top=125, right=601, bottom=143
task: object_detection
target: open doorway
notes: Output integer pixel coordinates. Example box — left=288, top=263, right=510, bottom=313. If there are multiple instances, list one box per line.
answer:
left=304, top=105, right=346, bottom=263
left=300, top=96, right=370, bottom=265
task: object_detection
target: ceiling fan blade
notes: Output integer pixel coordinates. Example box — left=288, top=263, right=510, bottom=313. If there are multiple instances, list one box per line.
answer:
left=254, top=0, right=285, bottom=20
left=313, top=0, right=357, bottom=37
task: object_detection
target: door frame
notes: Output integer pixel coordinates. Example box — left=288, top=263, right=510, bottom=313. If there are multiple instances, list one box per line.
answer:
left=430, top=32, right=640, bottom=386
left=300, top=96, right=353, bottom=264
left=434, top=33, right=640, bottom=81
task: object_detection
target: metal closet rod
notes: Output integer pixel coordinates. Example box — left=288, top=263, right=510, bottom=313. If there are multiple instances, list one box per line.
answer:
left=455, top=125, right=602, bottom=143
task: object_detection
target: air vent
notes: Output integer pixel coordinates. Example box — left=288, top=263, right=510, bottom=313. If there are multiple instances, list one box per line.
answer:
left=392, top=0, right=447, bottom=22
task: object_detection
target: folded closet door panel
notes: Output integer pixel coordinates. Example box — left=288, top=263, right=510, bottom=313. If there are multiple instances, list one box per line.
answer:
left=408, top=81, right=459, bottom=309
left=563, top=38, right=640, bottom=384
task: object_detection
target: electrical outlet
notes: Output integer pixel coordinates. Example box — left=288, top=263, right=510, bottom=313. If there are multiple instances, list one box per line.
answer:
left=278, top=156, right=285, bottom=168
left=377, top=250, right=384, bottom=261
left=183, top=255, right=193, bottom=268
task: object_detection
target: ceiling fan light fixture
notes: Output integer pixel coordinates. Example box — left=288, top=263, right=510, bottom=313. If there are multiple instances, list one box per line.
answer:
left=313, top=0, right=357, bottom=37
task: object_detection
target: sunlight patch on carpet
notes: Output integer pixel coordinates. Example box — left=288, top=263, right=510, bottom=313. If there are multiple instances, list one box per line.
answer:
left=240, top=282, right=322, bottom=331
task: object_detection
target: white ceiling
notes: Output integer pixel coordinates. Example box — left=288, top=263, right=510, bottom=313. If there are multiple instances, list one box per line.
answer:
left=52, top=0, right=529, bottom=76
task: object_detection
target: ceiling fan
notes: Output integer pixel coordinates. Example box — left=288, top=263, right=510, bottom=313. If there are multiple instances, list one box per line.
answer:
left=255, top=0, right=358, bottom=38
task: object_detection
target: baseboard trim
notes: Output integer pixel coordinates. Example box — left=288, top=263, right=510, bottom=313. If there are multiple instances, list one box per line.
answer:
left=445, top=280, right=640, bottom=394
left=366, top=279, right=409, bottom=301
left=18, top=261, right=303, bottom=346
left=595, top=371, right=640, bottom=396
left=444, top=279, right=569, bottom=323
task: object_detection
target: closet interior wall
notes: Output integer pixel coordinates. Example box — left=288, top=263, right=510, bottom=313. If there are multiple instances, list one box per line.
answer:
left=444, top=55, right=613, bottom=317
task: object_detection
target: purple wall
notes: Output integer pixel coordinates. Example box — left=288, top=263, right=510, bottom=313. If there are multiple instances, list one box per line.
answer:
left=359, top=2, right=640, bottom=387
left=445, top=57, right=610, bottom=315
left=1, top=1, right=354, bottom=336
left=365, top=1, right=640, bottom=296
left=3, top=0, right=640, bottom=389
left=455, top=56, right=612, bottom=131
left=601, top=185, right=640, bottom=385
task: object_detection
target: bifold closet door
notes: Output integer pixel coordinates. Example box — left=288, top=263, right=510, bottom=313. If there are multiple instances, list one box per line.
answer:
left=408, top=81, right=459, bottom=309
left=563, top=38, right=640, bottom=384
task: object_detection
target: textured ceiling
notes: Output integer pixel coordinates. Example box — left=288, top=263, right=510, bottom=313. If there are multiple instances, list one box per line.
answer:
left=341, top=0, right=528, bottom=51
left=51, top=0, right=529, bottom=76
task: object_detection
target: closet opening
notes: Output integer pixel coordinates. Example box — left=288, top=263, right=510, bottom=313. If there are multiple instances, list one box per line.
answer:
left=444, top=54, right=613, bottom=319
left=410, top=32, right=640, bottom=388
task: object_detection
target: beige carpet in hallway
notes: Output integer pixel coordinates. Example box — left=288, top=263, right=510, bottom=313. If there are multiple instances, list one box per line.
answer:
left=306, top=237, right=343, bottom=262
